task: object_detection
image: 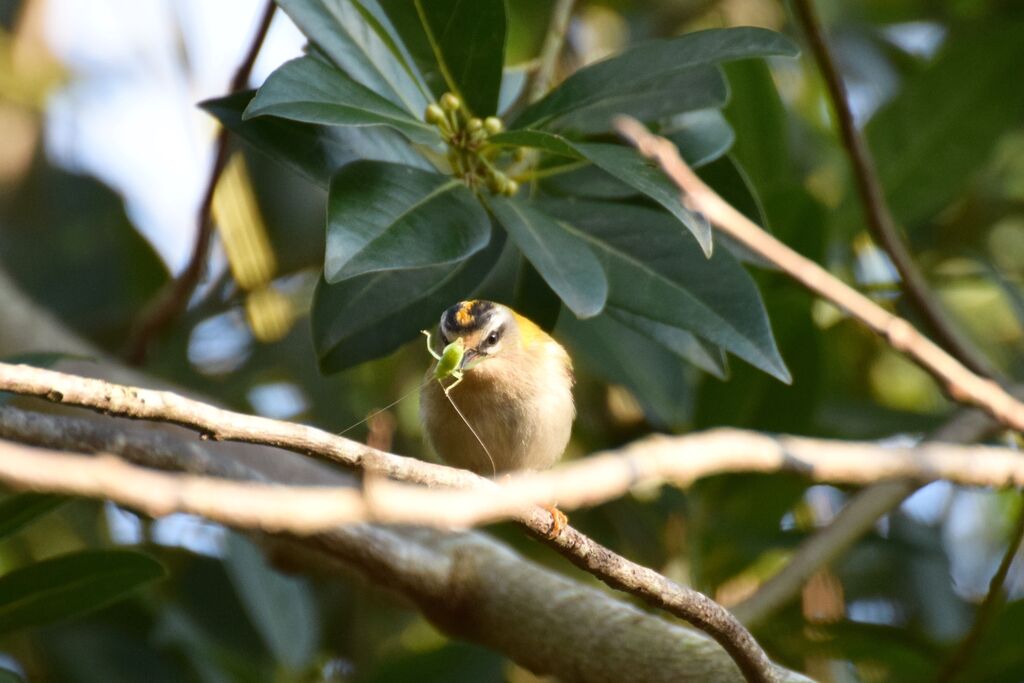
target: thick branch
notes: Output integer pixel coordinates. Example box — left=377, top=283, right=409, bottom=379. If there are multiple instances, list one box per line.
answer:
left=123, top=1, right=276, bottom=364
left=791, top=0, right=995, bottom=379
left=614, top=118, right=1024, bottom=433
left=3, top=407, right=1024, bottom=533
left=0, top=366, right=776, bottom=683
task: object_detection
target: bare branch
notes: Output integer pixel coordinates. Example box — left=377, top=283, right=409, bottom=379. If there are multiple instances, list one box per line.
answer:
left=614, top=117, right=1024, bottom=433
left=0, top=367, right=776, bottom=683
left=791, top=0, right=996, bottom=379
left=528, top=0, right=575, bottom=103
left=123, top=1, right=276, bottom=364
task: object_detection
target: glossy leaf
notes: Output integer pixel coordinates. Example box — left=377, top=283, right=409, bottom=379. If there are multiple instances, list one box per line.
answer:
left=0, top=493, right=67, bottom=540
left=557, top=312, right=694, bottom=428
left=326, top=161, right=491, bottom=281
left=486, top=129, right=583, bottom=159
left=224, top=533, right=318, bottom=670
left=663, top=109, right=736, bottom=169
left=313, top=230, right=505, bottom=372
left=574, top=143, right=713, bottom=257
left=202, top=92, right=429, bottom=188
left=487, top=197, right=608, bottom=318
left=540, top=199, right=790, bottom=382
left=513, top=27, right=799, bottom=131
left=0, top=550, right=165, bottom=633
left=275, top=0, right=430, bottom=117
left=245, top=55, right=440, bottom=145
left=606, top=308, right=728, bottom=379
left=414, top=0, right=506, bottom=116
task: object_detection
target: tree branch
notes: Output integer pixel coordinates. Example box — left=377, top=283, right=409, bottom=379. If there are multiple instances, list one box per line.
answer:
left=123, top=1, right=276, bottom=364
left=791, top=0, right=996, bottom=380
left=733, top=396, right=1010, bottom=626
left=528, top=0, right=575, bottom=103
left=0, top=368, right=777, bottom=683
left=614, top=117, right=1024, bottom=433
left=0, top=409, right=809, bottom=683
left=935, top=494, right=1024, bottom=682
left=3, top=404, right=1024, bottom=534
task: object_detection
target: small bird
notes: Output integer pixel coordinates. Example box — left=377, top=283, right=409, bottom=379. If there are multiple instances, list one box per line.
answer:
left=420, top=300, right=575, bottom=534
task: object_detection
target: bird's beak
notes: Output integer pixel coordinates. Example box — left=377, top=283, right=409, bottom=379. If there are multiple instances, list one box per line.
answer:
left=460, top=348, right=480, bottom=371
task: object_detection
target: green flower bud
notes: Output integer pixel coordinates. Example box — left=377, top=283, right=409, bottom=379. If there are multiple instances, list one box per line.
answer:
left=483, top=116, right=504, bottom=135
left=425, top=103, right=445, bottom=124
left=466, top=117, right=483, bottom=132
left=504, top=179, right=519, bottom=196
left=440, top=92, right=461, bottom=111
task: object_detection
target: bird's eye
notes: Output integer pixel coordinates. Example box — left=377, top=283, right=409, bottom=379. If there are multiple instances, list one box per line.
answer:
left=485, top=331, right=500, bottom=347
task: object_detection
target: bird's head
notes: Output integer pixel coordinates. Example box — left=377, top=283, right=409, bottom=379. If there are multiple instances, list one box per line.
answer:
left=436, top=300, right=548, bottom=372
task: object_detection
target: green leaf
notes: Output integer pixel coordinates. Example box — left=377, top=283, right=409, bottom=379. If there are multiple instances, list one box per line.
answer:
left=224, top=533, right=318, bottom=671
left=313, top=230, right=505, bottom=372
left=862, top=22, right=1024, bottom=228
left=606, top=308, right=728, bottom=379
left=245, top=55, right=440, bottom=145
left=513, top=27, right=799, bottom=131
left=486, top=129, right=583, bottom=159
left=540, top=199, right=790, bottom=382
left=0, top=493, right=67, bottom=540
left=275, top=0, right=430, bottom=117
left=0, top=549, right=165, bottom=633
left=663, top=109, right=736, bottom=169
left=574, top=142, right=713, bottom=257
left=557, top=312, right=694, bottom=428
left=486, top=197, right=608, bottom=318
left=414, top=0, right=506, bottom=116
left=488, top=133, right=714, bottom=256
left=326, top=161, right=491, bottom=281
left=202, top=92, right=429, bottom=188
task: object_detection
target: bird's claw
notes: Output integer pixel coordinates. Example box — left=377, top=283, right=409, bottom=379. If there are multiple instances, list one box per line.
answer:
left=542, top=504, right=567, bottom=539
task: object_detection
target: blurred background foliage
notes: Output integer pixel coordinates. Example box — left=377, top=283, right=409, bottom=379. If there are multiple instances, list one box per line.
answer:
left=1, top=0, right=1024, bottom=681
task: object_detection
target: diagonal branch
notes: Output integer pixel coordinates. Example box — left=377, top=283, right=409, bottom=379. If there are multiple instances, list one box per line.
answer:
left=123, top=1, right=276, bottom=364
left=528, top=0, right=575, bottom=103
left=791, top=0, right=996, bottom=380
left=614, top=117, right=1024, bottom=433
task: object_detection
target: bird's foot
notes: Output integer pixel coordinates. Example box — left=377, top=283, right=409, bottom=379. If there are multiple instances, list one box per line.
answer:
left=541, top=503, right=568, bottom=539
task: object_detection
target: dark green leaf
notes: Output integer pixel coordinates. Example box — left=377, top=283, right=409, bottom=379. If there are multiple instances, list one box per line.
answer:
left=0, top=493, right=67, bottom=540
left=606, top=308, right=728, bottom=379
left=326, top=161, right=491, bottom=281
left=487, top=129, right=583, bottom=159
left=202, top=92, right=429, bottom=188
left=699, top=155, right=775, bottom=267
left=540, top=199, right=790, bottom=382
left=487, top=197, right=608, bottom=318
left=224, top=533, right=318, bottom=670
left=557, top=312, right=694, bottom=428
left=0, top=549, right=165, bottom=633
left=313, top=230, right=505, bottom=372
left=573, top=143, right=713, bottom=257
left=0, top=668, right=21, bottom=683
left=513, top=27, right=799, bottom=131
left=663, top=108, right=736, bottom=169
left=245, top=55, right=440, bottom=145
left=414, top=0, right=506, bottom=116
left=275, top=0, right=430, bottom=117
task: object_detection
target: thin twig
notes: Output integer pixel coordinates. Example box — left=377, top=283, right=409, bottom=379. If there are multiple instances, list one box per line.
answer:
left=527, top=0, right=575, bottom=103
left=0, top=367, right=776, bottom=683
left=734, top=396, right=1010, bottom=626
left=614, top=117, right=1024, bottom=433
left=791, top=0, right=996, bottom=379
left=123, top=1, right=276, bottom=364
left=935, top=491, right=1024, bottom=682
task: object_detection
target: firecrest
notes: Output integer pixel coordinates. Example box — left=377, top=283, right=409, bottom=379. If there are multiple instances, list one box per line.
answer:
left=419, top=300, right=575, bottom=477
